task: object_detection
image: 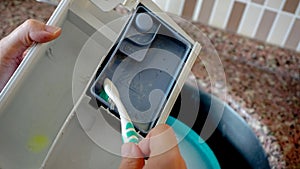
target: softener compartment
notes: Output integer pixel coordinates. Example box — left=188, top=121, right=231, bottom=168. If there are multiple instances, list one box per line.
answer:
left=90, top=6, right=193, bottom=134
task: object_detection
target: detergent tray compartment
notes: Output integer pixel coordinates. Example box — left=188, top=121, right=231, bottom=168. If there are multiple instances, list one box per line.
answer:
left=90, top=5, right=195, bottom=134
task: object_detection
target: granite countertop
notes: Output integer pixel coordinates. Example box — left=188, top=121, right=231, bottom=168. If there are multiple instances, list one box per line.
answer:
left=177, top=20, right=300, bottom=168
left=0, top=0, right=299, bottom=168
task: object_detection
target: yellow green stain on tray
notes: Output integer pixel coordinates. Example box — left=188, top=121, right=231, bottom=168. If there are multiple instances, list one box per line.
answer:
left=27, top=135, right=49, bottom=153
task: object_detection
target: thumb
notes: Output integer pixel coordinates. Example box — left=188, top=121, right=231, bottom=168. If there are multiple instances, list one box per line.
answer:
left=0, top=19, right=61, bottom=91
left=119, top=143, right=145, bottom=169
left=2, top=19, right=61, bottom=59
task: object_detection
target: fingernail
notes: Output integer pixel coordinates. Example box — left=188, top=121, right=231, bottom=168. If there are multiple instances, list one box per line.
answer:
left=45, top=25, right=61, bottom=34
left=121, top=143, right=140, bottom=158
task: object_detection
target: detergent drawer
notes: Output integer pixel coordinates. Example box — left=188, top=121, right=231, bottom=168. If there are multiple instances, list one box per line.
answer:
left=0, top=0, right=125, bottom=168
left=0, top=0, right=201, bottom=168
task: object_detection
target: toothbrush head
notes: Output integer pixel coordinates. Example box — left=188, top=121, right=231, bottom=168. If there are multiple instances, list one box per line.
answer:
left=103, top=78, right=131, bottom=120
left=99, top=89, right=116, bottom=110
left=99, top=89, right=109, bottom=102
left=103, top=78, right=139, bottom=144
left=103, top=78, right=120, bottom=102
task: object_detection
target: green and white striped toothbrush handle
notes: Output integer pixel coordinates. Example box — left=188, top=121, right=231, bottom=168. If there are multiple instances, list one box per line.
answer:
left=121, top=120, right=139, bottom=144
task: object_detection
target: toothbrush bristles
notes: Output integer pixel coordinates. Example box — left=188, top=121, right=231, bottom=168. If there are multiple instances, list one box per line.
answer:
left=107, top=98, right=116, bottom=110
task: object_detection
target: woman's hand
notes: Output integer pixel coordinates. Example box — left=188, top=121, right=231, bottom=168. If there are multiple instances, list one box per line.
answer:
left=0, top=19, right=61, bottom=91
left=119, top=124, right=187, bottom=169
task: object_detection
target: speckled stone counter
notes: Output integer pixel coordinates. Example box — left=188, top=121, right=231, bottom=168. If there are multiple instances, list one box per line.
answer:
left=186, top=23, right=300, bottom=169
left=0, top=0, right=299, bottom=168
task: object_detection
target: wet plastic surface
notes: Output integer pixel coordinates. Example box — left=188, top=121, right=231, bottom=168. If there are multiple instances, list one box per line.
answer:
left=90, top=6, right=192, bottom=133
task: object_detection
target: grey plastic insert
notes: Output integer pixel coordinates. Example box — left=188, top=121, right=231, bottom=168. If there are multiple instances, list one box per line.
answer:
left=90, top=5, right=192, bottom=133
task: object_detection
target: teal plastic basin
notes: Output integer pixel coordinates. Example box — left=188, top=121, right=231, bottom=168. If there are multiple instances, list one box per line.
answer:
left=166, top=116, right=220, bottom=169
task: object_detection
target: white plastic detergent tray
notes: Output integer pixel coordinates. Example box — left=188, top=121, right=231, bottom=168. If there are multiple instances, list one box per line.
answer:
left=0, top=0, right=201, bottom=168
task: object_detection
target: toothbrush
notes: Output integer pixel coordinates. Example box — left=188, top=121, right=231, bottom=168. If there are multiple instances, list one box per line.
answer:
left=103, top=78, right=139, bottom=144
